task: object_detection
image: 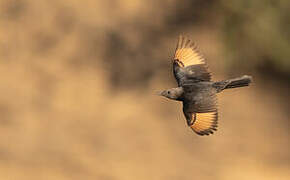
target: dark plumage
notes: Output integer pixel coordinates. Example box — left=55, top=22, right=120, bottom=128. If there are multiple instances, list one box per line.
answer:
left=159, top=36, right=252, bottom=136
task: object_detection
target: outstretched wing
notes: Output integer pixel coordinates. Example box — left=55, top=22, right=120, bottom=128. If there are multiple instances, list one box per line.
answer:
left=187, top=111, right=218, bottom=136
left=183, top=85, right=218, bottom=136
left=173, top=35, right=211, bottom=86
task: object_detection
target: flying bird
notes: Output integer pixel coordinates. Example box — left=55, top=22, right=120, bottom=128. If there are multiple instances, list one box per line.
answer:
left=159, top=36, right=252, bottom=136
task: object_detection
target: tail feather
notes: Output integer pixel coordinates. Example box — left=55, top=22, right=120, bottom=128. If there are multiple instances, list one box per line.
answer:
left=214, top=75, right=252, bottom=92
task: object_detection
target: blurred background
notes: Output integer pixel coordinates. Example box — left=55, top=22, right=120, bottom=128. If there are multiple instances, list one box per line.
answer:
left=0, top=0, right=289, bottom=179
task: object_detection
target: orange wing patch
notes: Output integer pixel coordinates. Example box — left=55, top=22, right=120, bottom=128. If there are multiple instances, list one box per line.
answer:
left=190, top=112, right=218, bottom=136
left=174, top=35, right=205, bottom=67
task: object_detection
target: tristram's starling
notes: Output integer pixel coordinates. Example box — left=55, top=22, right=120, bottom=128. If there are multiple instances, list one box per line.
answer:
left=159, top=36, right=252, bottom=136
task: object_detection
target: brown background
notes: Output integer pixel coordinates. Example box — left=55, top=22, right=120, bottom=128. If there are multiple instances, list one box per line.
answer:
left=0, top=0, right=289, bottom=179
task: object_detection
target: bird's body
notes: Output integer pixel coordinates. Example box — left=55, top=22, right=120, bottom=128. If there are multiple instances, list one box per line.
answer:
left=159, top=36, right=252, bottom=136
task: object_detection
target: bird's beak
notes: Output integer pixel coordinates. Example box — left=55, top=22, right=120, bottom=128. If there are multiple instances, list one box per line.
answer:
left=155, top=90, right=164, bottom=96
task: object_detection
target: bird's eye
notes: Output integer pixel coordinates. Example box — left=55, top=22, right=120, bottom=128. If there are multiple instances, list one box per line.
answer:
left=167, top=91, right=170, bottom=94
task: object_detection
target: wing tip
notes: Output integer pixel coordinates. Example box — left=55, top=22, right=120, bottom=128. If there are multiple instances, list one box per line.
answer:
left=194, top=128, right=217, bottom=136
left=193, top=128, right=217, bottom=136
left=175, top=35, right=207, bottom=66
left=177, top=35, right=193, bottom=49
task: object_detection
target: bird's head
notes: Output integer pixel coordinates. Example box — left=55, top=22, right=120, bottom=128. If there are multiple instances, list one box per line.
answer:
left=157, top=87, right=183, bottom=100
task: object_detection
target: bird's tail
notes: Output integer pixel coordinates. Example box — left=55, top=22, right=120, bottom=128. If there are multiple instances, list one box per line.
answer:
left=213, top=75, right=253, bottom=92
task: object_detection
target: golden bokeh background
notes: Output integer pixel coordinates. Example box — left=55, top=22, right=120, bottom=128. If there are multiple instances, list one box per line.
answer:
left=0, top=0, right=289, bottom=179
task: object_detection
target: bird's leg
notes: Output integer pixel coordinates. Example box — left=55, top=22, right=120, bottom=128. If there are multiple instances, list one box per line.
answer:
left=214, top=80, right=231, bottom=93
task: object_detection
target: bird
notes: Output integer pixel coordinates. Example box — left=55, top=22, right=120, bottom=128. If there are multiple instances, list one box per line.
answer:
left=159, top=35, right=252, bottom=136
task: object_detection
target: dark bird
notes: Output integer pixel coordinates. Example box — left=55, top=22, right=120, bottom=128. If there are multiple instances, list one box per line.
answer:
left=159, top=36, right=252, bottom=136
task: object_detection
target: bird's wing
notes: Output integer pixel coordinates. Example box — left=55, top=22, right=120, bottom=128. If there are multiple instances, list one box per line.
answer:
left=183, top=87, right=218, bottom=136
left=173, top=35, right=211, bottom=86
left=189, top=111, right=218, bottom=136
